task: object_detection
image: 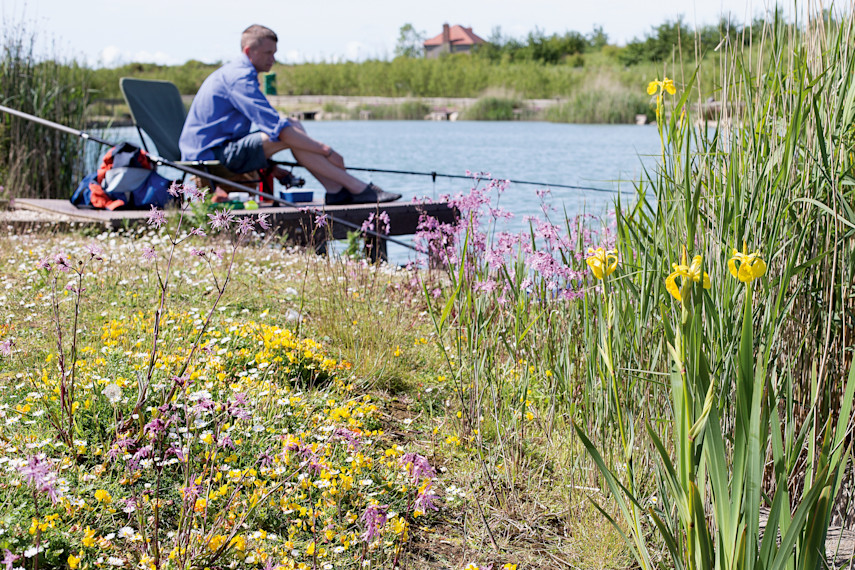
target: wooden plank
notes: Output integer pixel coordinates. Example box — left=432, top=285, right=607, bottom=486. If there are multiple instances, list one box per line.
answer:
left=12, top=199, right=458, bottom=242
left=13, top=199, right=145, bottom=222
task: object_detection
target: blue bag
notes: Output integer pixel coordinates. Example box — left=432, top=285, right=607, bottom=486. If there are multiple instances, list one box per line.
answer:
left=71, top=143, right=174, bottom=210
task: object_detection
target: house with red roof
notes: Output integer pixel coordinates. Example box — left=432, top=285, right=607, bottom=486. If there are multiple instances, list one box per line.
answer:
left=423, top=23, right=487, bottom=58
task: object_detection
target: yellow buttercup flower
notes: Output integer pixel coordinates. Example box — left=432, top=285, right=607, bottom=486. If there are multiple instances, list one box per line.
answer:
left=586, top=248, right=618, bottom=280
left=68, top=553, right=81, bottom=569
left=390, top=516, right=409, bottom=540
left=647, top=77, right=677, bottom=95
left=94, top=489, right=112, bottom=503
left=229, top=535, right=246, bottom=552
left=82, top=526, right=97, bottom=547
left=666, top=250, right=711, bottom=302
left=728, top=247, right=766, bottom=283
left=208, top=534, right=227, bottom=552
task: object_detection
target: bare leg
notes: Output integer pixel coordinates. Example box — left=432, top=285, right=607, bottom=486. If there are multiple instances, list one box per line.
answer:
left=288, top=149, right=364, bottom=191
left=261, top=126, right=367, bottom=193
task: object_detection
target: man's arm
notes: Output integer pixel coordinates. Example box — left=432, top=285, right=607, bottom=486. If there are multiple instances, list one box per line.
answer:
left=229, top=75, right=291, bottom=140
left=230, top=77, right=335, bottom=158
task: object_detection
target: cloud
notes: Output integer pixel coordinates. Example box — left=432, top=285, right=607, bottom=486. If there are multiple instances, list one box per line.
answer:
left=94, top=46, right=179, bottom=68
left=279, top=49, right=303, bottom=64
left=131, top=50, right=179, bottom=65
left=98, top=46, right=122, bottom=67
left=344, top=41, right=366, bottom=61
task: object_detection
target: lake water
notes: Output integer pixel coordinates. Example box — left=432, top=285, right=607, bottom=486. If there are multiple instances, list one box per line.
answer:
left=105, top=121, right=662, bottom=263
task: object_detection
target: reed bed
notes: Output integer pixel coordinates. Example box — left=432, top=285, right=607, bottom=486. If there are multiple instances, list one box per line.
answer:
left=0, top=20, right=91, bottom=199
left=412, top=8, right=855, bottom=568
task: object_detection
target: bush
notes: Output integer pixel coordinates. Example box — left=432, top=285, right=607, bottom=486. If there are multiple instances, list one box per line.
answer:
left=461, top=96, right=520, bottom=120
left=358, top=101, right=431, bottom=120
left=545, top=87, right=649, bottom=123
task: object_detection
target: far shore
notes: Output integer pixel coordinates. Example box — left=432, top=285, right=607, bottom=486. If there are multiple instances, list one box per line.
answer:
left=88, top=94, right=663, bottom=127
left=86, top=92, right=731, bottom=128
left=85, top=91, right=733, bottom=129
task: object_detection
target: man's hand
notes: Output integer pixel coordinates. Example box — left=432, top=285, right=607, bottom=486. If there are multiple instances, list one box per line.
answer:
left=326, top=149, right=345, bottom=169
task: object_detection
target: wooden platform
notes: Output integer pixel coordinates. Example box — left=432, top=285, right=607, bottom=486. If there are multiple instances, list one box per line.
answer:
left=10, top=198, right=457, bottom=258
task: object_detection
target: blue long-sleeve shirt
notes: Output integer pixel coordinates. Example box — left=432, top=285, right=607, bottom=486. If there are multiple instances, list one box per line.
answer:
left=179, top=54, right=290, bottom=161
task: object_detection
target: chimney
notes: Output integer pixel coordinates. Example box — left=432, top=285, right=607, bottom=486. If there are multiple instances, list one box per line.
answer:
left=442, top=23, right=450, bottom=46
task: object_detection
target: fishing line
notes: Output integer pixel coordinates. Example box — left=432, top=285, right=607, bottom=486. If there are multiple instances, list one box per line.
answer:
left=274, top=160, right=636, bottom=195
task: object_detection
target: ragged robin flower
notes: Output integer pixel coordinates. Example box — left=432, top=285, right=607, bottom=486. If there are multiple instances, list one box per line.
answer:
left=666, top=248, right=711, bottom=303
left=728, top=245, right=766, bottom=283
left=586, top=248, right=618, bottom=280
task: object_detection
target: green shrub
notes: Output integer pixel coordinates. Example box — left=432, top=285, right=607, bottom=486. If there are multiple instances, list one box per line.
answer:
left=461, top=96, right=520, bottom=120
left=545, top=88, right=649, bottom=123
left=355, top=101, right=431, bottom=120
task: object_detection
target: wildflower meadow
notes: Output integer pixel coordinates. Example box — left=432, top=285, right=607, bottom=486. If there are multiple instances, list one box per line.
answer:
left=1, top=8, right=855, bottom=570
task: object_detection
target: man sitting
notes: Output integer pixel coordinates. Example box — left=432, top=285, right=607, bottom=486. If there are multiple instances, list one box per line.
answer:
left=179, top=24, right=401, bottom=205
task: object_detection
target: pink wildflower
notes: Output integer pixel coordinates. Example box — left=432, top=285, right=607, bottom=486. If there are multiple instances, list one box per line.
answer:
left=378, top=211, right=391, bottom=235
left=415, top=479, right=441, bottom=513
left=208, top=209, right=235, bottom=231
left=84, top=244, right=103, bottom=259
left=236, top=216, right=255, bottom=235
left=52, top=253, right=72, bottom=273
left=360, top=503, right=388, bottom=542
left=190, top=184, right=206, bottom=200
left=256, top=213, right=271, bottom=231
left=146, top=206, right=167, bottom=229
left=473, top=279, right=498, bottom=294
left=21, top=455, right=59, bottom=504
left=400, top=452, right=436, bottom=483
left=2, top=550, right=19, bottom=570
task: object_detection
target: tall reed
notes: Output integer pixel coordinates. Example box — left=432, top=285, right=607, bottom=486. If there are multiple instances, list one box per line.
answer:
left=575, top=9, right=855, bottom=567
left=0, top=19, right=91, bottom=198
left=413, top=6, right=855, bottom=566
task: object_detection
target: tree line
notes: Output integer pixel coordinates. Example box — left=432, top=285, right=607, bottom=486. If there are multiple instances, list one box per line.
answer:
left=396, top=12, right=785, bottom=65
left=85, top=11, right=801, bottom=100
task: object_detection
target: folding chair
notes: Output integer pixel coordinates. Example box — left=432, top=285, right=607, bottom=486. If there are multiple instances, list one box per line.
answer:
left=119, top=77, right=278, bottom=198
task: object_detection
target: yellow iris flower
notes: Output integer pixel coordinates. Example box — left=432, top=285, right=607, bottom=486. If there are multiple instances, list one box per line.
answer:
left=666, top=250, right=711, bottom=302
left=647, top=77, right=677, bottom=95
left=586, top=248, right=618, bottom=280
left=728, top=247, right=766, bottom=283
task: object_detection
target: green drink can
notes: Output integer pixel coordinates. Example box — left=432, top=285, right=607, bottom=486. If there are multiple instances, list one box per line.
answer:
left=263, top=73, right=277, bottom=95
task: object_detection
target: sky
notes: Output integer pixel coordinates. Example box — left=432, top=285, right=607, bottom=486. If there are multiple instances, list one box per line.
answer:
left=6, top=0, right=786, bottom=67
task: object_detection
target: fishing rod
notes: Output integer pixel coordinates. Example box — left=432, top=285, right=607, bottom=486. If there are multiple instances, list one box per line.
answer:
left=0, top=104, right=425, bottom=254
left=275, top=161, right=634, bottom=194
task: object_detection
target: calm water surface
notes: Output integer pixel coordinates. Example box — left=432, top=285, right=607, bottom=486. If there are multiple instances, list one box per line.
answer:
left=109, top=121, right=661, bottom=263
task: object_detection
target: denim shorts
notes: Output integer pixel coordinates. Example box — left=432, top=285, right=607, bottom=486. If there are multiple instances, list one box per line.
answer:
left=213, top=132, right=268, bottom=174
